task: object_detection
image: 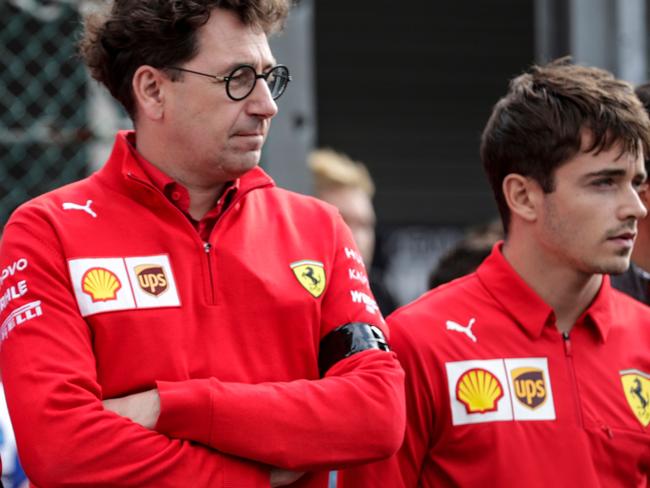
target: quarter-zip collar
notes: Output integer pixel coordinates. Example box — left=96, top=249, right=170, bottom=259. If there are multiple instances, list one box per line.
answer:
left=476, top=242, right=614, bottom=342
left=94, top=130, right=275, bottom=213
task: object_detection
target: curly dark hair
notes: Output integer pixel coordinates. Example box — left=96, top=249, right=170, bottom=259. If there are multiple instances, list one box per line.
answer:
left=481, top=57, right=650, bottom=233
left=79, top=0, right=290, bottom=118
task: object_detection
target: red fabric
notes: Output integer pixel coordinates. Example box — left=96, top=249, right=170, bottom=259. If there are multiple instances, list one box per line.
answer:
left=0, top=131, right=404, bottom=487
left=128, top=133, right=238, bottom=242
left=339, top=243, right=650, bottom=488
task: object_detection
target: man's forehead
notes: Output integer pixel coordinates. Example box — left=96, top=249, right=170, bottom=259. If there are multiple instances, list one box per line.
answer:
left=198, top=9, right=274, bottom=65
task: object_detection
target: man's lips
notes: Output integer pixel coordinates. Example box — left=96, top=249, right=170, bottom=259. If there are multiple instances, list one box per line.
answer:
left=607, top=231, right=636, bottom=244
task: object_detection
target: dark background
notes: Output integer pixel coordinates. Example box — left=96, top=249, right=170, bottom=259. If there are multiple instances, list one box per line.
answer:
left=314, top=0, right=535, bottom=226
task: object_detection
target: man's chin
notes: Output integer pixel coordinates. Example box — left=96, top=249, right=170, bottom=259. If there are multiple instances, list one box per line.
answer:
left=597, top=257, right=632, bottom=275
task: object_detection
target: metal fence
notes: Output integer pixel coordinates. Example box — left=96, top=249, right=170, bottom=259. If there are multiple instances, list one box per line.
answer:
left=0, top=1, right=103, bottom=227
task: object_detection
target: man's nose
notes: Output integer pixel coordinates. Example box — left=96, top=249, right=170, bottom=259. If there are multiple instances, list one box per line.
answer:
left=246, top=79, right=279, bottom=119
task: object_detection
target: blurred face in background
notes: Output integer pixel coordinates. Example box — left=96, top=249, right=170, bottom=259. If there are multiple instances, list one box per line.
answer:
left=319, top=187, right=376, bottom=267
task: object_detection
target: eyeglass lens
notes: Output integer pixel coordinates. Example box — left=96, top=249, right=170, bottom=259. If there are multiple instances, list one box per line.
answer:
left=227, top=65, right=290, bottom=101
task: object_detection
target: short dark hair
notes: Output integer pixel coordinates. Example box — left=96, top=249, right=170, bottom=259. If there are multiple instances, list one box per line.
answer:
left=635, top=82, right=650, bottom=114
left=480, top=57, right=650, bottom=233
left=79, top=0, right=290, bottom=118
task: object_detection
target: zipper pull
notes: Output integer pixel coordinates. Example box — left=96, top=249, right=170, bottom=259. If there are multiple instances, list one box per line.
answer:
left=562, top=331, right=572, bottom=356
left=203, top=242, right=212, bottom=253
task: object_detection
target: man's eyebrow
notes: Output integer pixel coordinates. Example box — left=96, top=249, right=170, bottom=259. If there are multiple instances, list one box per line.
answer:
left=582, top=169, right=627, bottom=179
left=221, top=59, right=278, bottom=73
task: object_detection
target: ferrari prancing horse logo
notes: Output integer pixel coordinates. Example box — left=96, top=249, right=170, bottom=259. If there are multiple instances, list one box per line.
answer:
left=290, top=260, right=326, bottom=298
left=620, top=369, right=650, bottom=427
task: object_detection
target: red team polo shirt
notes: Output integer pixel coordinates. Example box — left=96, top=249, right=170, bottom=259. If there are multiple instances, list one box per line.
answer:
left=0, top=131, right=405, bottom=487
left=340, top=244, right=650, bottom=487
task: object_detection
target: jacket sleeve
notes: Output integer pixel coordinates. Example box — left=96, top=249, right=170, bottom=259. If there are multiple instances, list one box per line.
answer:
left=337, top=313, right=435, bottom=487
left=0, top=218, right=270, bottom=488
left=154, top=214, right=406, bottom=471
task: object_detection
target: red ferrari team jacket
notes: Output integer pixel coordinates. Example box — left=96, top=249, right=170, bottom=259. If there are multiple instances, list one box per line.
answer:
left=339, top=244, right=650, bottom=487
left=0, top=132, right=405, bottom=487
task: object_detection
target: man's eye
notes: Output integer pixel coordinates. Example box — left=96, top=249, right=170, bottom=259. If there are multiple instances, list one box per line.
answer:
left=593, top=178, right=615, bottom=187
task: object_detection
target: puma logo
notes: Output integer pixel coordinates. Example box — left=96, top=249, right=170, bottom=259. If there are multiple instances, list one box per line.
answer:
left=62, top=200, right=97, bottom=218
left=446, top=318, right=477, bottom=343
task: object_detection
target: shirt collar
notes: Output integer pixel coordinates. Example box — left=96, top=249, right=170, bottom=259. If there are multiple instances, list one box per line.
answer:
left=476, top=242, right=614, bottom=342
left=124, top=131, right=240, bottom=218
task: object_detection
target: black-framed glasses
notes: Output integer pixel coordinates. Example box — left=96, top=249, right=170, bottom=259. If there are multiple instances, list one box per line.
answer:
left=166, top=64, right=291, bottom=101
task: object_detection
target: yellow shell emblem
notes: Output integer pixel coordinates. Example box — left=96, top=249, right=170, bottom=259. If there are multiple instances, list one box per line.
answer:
left=456, top=368, right=504, bottom=414
left=620, top=369, right=650, bottom=427
left=82, top=267, right=122, bottom=302
left=290, top=260, right=326, bottom=298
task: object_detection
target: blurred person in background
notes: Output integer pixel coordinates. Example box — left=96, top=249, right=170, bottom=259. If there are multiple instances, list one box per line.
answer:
left=339, top=58, right=650, bottom=487
left=309, top=149, right=397, bottom=316
left=0, top=385, right=26, bottom=488
left=428, top=219, right=503, bottom=289
left=611, top=81, right=650, bottom=305
left=0, top=1, right=405, bottom=486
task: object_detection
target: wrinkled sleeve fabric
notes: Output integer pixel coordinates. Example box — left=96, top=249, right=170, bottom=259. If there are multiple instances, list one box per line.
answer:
left=337, top=312, right=435, bottom=487
left=155, top=214, right=406, bottom=470
left=0, top=214, right=269, bottom=488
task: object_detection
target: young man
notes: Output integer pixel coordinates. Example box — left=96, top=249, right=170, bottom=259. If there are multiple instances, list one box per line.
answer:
left=0, top=2, right=405, bottom=486
left=309, top=148, right=397, bottom=315
left=339, top=59, right=650, bottom=487
left=611, top=82, right=650, bottom=305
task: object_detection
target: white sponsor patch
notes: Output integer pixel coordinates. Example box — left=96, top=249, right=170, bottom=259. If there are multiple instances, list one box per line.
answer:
left=505, top=358, right=556, bottom=421
left=350, top=290, right=379, bottom=315
left=446, top=359, right=513, bottom=425
left=1, top=300, right=43, bottom=341
left=0, top=258, right=28, bottom=287
left=0, top=280, right=29, bottom=313
left=125, top=256, right=180, bottom=309
left=446, top=358, right=555, bottom=426
left=68, top=255, right=179, bottom=317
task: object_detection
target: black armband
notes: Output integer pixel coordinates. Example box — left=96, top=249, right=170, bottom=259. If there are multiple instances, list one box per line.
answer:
left=318, top=322, right=390, bottom=376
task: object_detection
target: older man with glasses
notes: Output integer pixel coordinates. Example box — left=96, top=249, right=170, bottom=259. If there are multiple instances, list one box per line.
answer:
left=0, top=1, right=405, bottom=487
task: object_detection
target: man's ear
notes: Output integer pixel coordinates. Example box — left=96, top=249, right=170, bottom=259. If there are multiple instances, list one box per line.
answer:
left=132, top=65, right=166, bottom=121
left=502, top=174, right=543, bottom=224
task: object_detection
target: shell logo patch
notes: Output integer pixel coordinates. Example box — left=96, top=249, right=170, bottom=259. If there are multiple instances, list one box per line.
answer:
left=82, top=267, right=121, bottom=302
left=456, top=368, right=504, bottom=414
left=135, top=264, right=168, bottom=296
left=446, top=358, right=555, bottom=425
left=290, top=260, right=326, bottom=298
left=512, top=367, right=547, bottom=409
left=620, top=369, right=650, bottom=427
left=68, top=255, right=180, bottom=317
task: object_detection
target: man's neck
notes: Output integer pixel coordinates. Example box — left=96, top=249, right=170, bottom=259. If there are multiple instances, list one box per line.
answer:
left=502, top=236, right=602, bottom=334
left=182, top=180, right=227, bottom=221
left=135, top=129, right=227, bottom=220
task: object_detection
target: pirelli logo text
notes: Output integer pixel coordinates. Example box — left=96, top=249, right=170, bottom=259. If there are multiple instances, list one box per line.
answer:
left=1, top=301, right=43, bottom=341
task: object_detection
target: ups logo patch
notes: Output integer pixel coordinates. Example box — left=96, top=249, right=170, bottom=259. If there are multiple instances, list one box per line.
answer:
left=511, top=367, right=547, bottom=409
left=135, top=264, right=168, bottom=296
